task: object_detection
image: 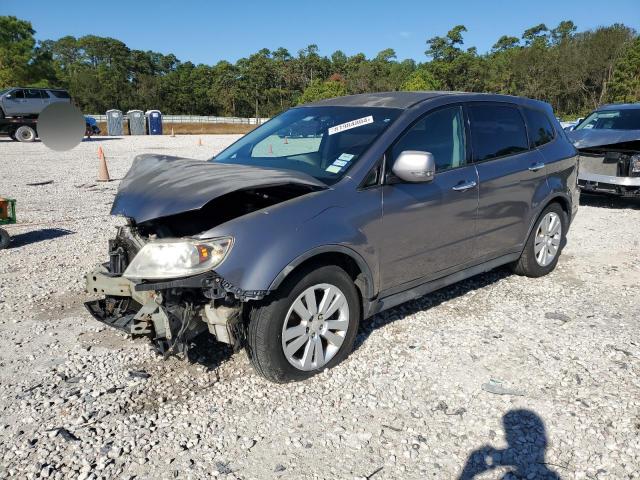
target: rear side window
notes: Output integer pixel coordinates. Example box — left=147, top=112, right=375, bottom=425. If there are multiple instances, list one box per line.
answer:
left=25, top=89, right=41, bottom=99
left=49, top=90, right=70, bottom=99
left=468, top=104, right=529, bottom=161
left=523, top=107, right=555, bottom=148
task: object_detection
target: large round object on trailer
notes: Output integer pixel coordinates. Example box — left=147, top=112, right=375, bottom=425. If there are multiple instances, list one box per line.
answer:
left=38, top=102, right=85, bottom=151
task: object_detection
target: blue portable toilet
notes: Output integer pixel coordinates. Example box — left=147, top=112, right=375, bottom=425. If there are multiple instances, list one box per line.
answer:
left=146, top=110, right=163, bottom=135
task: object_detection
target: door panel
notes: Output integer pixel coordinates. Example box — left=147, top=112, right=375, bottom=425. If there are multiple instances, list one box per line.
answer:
left=475, top=150, right=547, bottom=258
left=24, top=89, right=44, bottom=114
left=380, top=166, right=479, bottom=292
left=4, top=89, right=25, bottom=115
left=468, top=103, right=548, bottom=258
left=378, top=105, right=478, bottom=294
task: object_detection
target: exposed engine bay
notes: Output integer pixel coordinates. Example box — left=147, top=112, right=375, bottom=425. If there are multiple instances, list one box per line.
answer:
left=85, top=154, right=327, bottom=357
left=569, top=130, right=640, bottom=196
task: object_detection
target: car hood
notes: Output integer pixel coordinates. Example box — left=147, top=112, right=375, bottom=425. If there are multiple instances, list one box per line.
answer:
left=568, top=129, right=640, bottom=150
left=111, top=154, right=327, bottom=224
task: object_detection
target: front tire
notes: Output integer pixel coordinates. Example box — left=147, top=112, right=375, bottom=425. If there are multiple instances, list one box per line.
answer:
left=512, top=203, right=566, bottom=277
left=246, top=264, right=361, bottom=383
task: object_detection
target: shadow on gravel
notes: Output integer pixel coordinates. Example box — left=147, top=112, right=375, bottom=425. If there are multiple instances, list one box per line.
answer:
left=8, top=228, right=75, bottom=247
left=186, top=333, right=234, bottom=372
left=580, top=192, right=640, bottom=210
left=355, top=267, right=512, bottom=351
left=458, top=409, right=561, bottom=479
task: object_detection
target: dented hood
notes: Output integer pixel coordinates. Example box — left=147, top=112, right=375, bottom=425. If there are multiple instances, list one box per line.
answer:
left=111, top=155, right=327, bottom=223
left=568, top=129, right=640, bottom=150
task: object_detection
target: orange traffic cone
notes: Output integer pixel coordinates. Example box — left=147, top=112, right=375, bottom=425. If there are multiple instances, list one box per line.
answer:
left=170, top=127, right=175, bottom=137
left=97, top=146, right=110, bottom=182
left=284, top=136, right=288, bottom=144
left=198, top=137, right=203, bottom=146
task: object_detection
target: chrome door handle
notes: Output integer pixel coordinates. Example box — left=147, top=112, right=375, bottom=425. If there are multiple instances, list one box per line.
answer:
left=452, top=180, right=477, bottom=192
left=528, top=162, right=545, bottom=172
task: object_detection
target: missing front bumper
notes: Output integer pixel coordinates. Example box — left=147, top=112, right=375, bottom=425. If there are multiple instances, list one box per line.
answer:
left=84, top=266, right=244, bottom=354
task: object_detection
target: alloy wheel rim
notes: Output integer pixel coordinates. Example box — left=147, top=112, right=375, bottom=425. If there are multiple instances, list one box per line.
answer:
left=534, top=212, right=562, bottom=267
left=18, top=129, right=33, bottom=141
left=281, top=283, right=350, bottom=371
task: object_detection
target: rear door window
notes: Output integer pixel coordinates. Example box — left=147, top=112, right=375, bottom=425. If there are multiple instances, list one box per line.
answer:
left=468, top=104, right=529, bottom=161
left=523, top=107, right=555, bottom=148
left=25, top=89, right=42, bottom=99
left=49, top=90, right=70, bottom=99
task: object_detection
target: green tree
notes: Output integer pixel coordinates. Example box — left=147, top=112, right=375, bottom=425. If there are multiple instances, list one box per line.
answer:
left=0, top=16, right=36, bottom=86
left=401, top=68, right=440, bottom=91
left=298, top=79, right=347, bottom=104
left=608, top=37, right=640, bottom=103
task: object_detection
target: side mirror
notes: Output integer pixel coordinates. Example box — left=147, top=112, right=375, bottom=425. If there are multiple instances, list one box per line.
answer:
left=5, top=94, right=11, bottom=99
left=392, top=150, right=435, bottom=183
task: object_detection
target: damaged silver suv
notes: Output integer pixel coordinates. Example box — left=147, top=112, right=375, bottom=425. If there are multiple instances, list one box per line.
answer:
left=85, top=92, right=579, bottom=382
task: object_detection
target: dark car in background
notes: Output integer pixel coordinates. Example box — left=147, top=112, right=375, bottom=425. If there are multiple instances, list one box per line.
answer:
left=0, top=87, right=71, bottom=118
left=568, top=103, right=640, bottom=196
left=85, top=92, right=578, bottom=383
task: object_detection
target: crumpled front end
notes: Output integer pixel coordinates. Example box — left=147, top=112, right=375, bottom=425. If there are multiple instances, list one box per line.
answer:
left=84, top=225, right=254, bottom=356
left=570, top=130, right=640, bottom=196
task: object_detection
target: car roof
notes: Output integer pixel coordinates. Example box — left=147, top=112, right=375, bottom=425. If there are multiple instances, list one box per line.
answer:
left=301, top=91, right=550, bottom=110
left=7, top=87, right=67, bottom=90
left=598, top=103, right=640, bottom=111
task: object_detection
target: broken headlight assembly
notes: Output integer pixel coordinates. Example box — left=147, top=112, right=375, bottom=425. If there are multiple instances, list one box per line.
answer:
left=631, top=154, right=640, bottom=174
left=123, top=237, right=233, bottom=280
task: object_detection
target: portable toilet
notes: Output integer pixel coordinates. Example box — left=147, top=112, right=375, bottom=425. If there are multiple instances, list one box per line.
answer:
left=106, top=109, right=123, bottom=136
left=127, top=110, right=145, bottom=135
left=146, top=110, right=163, bottom=135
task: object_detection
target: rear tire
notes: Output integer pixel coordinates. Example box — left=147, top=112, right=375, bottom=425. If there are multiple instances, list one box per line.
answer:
left=0, top=229, right=10, bottom=249
left=246, top=264, right=361, bottom=383
left=15, top=125, right=36, bottom=143
left=512, top=203, right=566, bottom=277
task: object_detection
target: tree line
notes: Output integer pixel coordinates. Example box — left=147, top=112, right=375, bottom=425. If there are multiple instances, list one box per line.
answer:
left=1, top=15, right=638, bottom=118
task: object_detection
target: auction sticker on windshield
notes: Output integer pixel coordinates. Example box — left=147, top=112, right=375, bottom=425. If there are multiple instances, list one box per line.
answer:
left=328, top=116, right=374, bottom=135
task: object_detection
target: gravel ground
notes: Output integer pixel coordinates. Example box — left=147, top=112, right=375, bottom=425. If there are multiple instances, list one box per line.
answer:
left=0, top=135, right=639, bottom=480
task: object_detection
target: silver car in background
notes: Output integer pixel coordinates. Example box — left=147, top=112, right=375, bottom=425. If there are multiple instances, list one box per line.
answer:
left=569, top=103, right=640, bottom=196
left=0, top=87, right=71, bottom=118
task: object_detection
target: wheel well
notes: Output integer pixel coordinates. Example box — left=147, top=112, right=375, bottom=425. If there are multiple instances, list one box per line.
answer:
left=548, top=196, right=571, bottom=222
left=280, top=252, right=369, bottom=303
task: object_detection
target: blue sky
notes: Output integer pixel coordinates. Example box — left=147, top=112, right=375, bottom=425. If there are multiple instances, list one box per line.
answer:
left=2, top=0, right=639, bottom=64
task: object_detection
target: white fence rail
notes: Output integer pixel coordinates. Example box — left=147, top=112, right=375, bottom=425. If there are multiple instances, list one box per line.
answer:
left=87, top=114, right=270, bottom=125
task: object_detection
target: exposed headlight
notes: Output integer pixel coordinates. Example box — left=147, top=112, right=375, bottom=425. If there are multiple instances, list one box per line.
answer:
left=631, top=154, right=640, bottom=173
left=123, top=237, right=233, bottom=280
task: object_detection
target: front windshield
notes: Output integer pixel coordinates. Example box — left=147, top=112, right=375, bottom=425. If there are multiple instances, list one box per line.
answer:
left=213, top=106, right=400, bottom=184
left=575, top=109, right=640, bottom=130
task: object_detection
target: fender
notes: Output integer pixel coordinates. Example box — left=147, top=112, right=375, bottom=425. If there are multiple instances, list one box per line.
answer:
left=268, top=244, right=376, bottom=299
left=522, top=191, right=573, bottom=247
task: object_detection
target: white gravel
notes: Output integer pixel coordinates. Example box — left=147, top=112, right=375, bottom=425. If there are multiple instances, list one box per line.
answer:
left=0, top=135, right=639, bottom=480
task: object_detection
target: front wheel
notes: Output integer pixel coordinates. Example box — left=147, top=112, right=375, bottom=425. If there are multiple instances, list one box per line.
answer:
left=512, top=203, right=566, bottom=277
left=246, top=264, right=361, bottom=383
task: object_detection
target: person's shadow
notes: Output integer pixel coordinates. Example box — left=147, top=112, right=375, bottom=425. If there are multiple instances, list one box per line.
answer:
left=459, top=409, right=560, bottom=479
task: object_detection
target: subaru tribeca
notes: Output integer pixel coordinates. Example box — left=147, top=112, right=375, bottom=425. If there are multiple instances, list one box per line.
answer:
left=85, top=92, right=578, bottom=382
